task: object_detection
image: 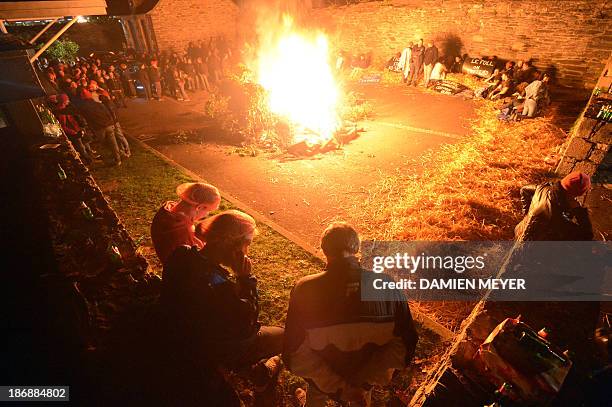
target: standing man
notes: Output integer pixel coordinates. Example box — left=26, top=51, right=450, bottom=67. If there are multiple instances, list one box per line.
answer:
left=422, top=41, right=439, bottom=87
left=77, top=88, right=124, bottom=166
left=136, top=63, right=152, bottom=100
left=148, top=59, right=163, bottom=101
left=408, top=39, right=425, bottom=87
left=284, top=222, right=418, bottom=407
left=151, top=182, right=221, bottom=265
left=119, top=62, right=137, bottom=98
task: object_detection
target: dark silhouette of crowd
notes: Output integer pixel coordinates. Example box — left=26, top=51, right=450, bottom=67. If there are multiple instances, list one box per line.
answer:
left=39, top=36, right=233, bottom=166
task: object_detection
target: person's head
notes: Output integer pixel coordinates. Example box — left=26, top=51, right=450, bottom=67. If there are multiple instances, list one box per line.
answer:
left=196, top=56, right=202, bottom=63
left=196, top=210, right=257, bottom=263
left=79, top=88, right=93, bottom=100
left=505, top=61, right=514, bottom=69
left=120, top=62, right=127, bottom=69
left=151, top=59, right=158, bottom=67
left=418, top=38, right=423, bottom=47
left=176, top=182, right=221, bottom=220
left=561, top=171, right=591, bottom=198
left=427, top=41, right=433, bottom=48
left=88, top=80, right=98, bottom=91
left=542, top=73, right=550, bottom=83
left=501, top=72, right=509, bottom=81
left=108, top=65, right=115, bottom=72
left=57, top=93, right=70, bottom=109
left=321, top=222, right=360, bottom=262
left=47, top=69, right=56, bottom=81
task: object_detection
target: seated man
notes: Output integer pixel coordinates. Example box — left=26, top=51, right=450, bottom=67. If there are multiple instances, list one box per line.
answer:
left=151, top=182, right=220, bottom=265
left=488, top=71, right=514, bottom=100
left=521, top=73, right=550, bottom=117
left=163, top=210, right=283, bottom=395
left=429, top=57, right=448, bottom=83
left=284, top=222, right=418, bottom=406
left=515, top=171, right=593, bottom=241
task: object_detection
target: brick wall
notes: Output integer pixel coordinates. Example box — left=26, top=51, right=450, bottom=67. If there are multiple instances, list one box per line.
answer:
left=309, top=0, right=612, bottom=88
left=147, top=0, right=240, bottom=52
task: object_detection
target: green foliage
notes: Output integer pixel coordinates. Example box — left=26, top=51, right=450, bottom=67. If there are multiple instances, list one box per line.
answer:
left=39, top=39, right=79, bottom=62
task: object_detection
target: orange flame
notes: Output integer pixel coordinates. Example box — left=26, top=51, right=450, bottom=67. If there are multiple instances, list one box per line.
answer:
left=256, top=15, right=340, bottom=144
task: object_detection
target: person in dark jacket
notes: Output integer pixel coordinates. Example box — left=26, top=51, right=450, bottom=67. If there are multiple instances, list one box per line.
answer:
left=422, top=41, right=439, bottom=87
left=514, top=171, right=593, bottom=241
left=136, top=63, right=152, bottom=100
left=148, top=59, right=163, bottom=100
left=77, top=89, right=124, bottom=166
left=52, top=94, right=97, bottom=163
left=119, top=62, right=137, bottom=97
left=407, top=39, right=425, bottom=87
left=195, top=56, right=211, bottom=92
left=284, top=222, right=418, bottom=406
left=163, top=210, right=283, bottom=397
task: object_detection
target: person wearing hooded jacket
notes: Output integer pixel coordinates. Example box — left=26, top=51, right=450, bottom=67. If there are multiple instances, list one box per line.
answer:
left=515, top=171, right=593, bottom=241
left=283, top=222, right=418, bottom=407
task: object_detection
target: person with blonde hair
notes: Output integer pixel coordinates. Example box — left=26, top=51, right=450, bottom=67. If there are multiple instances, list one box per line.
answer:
left=151, top=182, right=220, bottom=265
left=163, top=210, right=283, bottom=400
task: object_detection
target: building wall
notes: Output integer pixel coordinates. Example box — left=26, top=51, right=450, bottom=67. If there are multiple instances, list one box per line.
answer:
left=309, top=0, right=612, bottom=88
left=147, top=0, right=240, bottom=52
left=556, top=54, right=612, bottom=176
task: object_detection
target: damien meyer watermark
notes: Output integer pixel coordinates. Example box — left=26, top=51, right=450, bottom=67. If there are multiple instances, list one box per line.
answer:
left=360, top=241, right=611, bottom=301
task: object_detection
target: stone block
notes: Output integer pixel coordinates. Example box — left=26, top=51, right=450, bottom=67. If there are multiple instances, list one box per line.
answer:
left=565, top=137, right=594, bottom=159
left=556, top=158, right=576, bottom=175
left=573, top=160, right=598, bottom=176
left=590, top=125, right=612, bottom=143
left=588, top=147, right=607, bottom=163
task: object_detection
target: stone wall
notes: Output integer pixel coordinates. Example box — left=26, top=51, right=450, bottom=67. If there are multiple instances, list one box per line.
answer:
left=147, top=0, right=240, bottom=52
left=556, top=54, right=611, bottom=176
left=309, top=0, right=612, bottom=88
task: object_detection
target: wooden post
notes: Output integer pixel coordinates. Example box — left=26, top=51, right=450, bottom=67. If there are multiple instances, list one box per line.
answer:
left=29, top=18, right=59, bottom=44
left=29, top=16, right=78, bottom=63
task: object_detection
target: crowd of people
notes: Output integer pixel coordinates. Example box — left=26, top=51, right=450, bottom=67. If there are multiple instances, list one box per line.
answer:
left=146, top=166, right=595, bottom=406
left=40, top=37, right=232, bottom=166
left=150, top=182, right=419, bottom=406
left=383, top=40, right=552, bottom=120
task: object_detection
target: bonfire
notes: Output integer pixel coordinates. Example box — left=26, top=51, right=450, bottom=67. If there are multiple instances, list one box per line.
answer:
left=253, top=15, right=363, bottom=155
